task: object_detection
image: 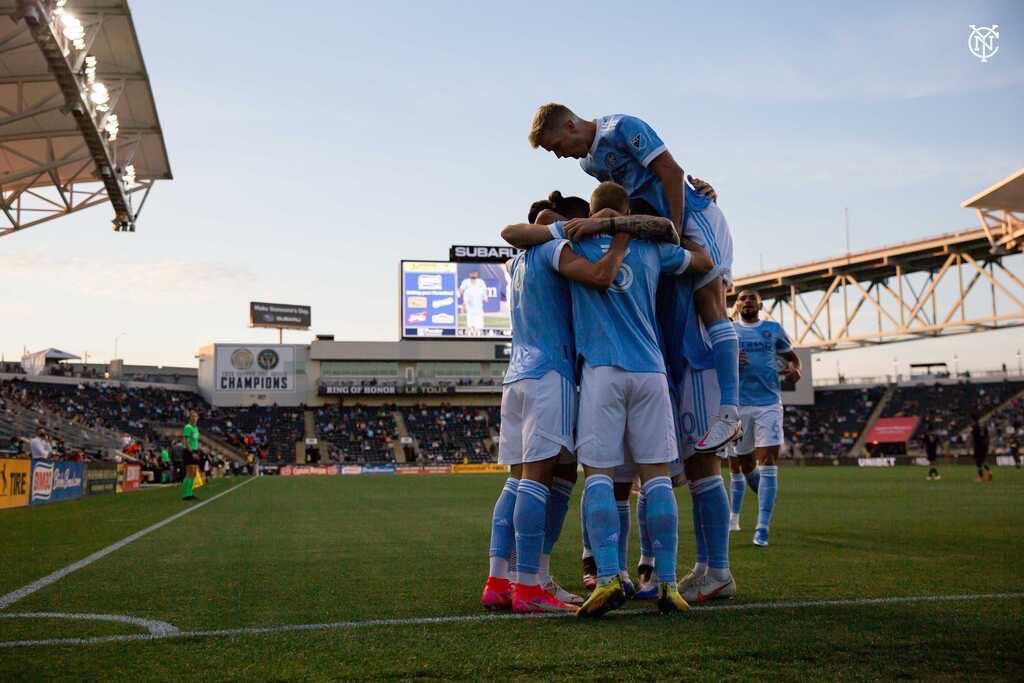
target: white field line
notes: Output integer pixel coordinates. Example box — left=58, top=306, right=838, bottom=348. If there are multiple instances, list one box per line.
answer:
left=0, top=592, right=1020, bottom=649
left=0, top=612, right=179, bottom=635
left=0, top=477, right=256, bottom=611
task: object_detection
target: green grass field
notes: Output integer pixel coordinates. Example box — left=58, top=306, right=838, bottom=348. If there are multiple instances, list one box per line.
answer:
left=1, top=468, right=1022, bottom=681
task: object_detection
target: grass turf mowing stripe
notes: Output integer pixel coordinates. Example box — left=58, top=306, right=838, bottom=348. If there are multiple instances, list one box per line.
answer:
left=0, top=477, right=256, bottom=611
left=1, top=592, right=1019, bottom=649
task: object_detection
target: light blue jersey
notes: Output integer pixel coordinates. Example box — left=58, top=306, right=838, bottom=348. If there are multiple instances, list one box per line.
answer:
left=657, top=275, right=714, bottom=390
left=557, top=223, right=693, bottom=374
left=504, top=225, right=575, bottom=385
left=735, top=320, right=792, bottom=407
left=580, top=115, right=710, bottom=221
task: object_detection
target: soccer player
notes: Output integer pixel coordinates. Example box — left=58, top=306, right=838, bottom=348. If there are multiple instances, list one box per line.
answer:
left=483, top=193, right=632, bottom=614
left=529, top=104, right=741, bottom=453
left=923, top=425, right=941, bottom=480
left=458, top=270, right=489, bottom=336
left=181, top=411, right=201, bottom=501
left=564, top=181, right=711, bottom=616
left=971, top=416, right=992, bottom=482
left=728, top=290, right=800, bottom=548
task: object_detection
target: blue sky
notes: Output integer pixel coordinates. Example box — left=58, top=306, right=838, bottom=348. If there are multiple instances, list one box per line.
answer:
left=2, top=0, right=1022, bottom=379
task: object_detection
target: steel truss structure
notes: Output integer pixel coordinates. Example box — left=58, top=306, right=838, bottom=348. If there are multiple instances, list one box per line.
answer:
left=730, top=170, right=1024, bottom=350
left=0, top=0, right=169, bottom=237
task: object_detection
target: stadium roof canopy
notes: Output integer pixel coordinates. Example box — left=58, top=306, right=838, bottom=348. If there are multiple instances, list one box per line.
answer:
left=960, top=168, right=1024, bottom=254
left=0, top=0, right=170, bottom=237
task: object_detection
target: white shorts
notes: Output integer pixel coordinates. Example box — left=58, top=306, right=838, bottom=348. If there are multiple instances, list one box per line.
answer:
left=576, top=364, right=677, bottom=470
left=684, top=203, right=733, bottom=290
left=467, top=310, right=485, bottom=330
left=734, top=404, right=783, bottom=455
left=678, top=365, right=728, bottom=460
left=498, top=370, right=577, bottom=465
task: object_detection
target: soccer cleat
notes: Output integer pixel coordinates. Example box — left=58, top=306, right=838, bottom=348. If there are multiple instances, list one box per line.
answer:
left=753, top=527, right=769, bottom=547
left=696, top=414, right=742, bottom=453
left=543, top=577, right=583, bottom=606
left=511, top=583, right=578, bottom=614
left=634, top=579, right=659, bottom=601
left=582, top=556, right=598, bottom=591
left=729, top=513, right=741, bottom=532
left=577, top=576, right=627, bottom=618
left=677, top=567, right=706, bottom=594
left=657, top=582, right=690, bottom=613
left=620, top=574, right=636, bottom=599
left=976, top=475, right=984, bottom=483
left=480, top=576, right=512, bottom=610
left=681, top=573, right=737, bottom=604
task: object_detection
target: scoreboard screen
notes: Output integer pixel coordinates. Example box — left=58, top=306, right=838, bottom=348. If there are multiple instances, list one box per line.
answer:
left=401, top=261, right=512, bottom=339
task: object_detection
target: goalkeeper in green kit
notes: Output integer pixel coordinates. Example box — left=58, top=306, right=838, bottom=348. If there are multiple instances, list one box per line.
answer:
left=181, top=411, right=201, bottom=500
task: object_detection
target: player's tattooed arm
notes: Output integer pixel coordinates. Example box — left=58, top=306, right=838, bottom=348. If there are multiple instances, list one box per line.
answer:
left=564, top=213, right=679, bottom=244
left=556, top=232, right=631, bottom=290
left=501, top=223, right=555, bottom=249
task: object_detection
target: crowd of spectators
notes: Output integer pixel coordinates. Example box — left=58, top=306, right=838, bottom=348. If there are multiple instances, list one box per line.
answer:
left=783, top=386, right=886, bottom=457
left=315, top=405, right=397, bottom=464
left=404, top=405, right=494, bottom=463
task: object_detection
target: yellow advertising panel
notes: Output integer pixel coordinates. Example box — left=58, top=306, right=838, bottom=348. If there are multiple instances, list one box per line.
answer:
left=0, top=458, right=31, bottom=509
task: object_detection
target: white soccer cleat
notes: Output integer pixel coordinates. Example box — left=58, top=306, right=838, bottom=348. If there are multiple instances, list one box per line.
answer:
left=676, top=566, right=706, bottom=594
left=680, top=573, right=737, bottom=604
left=543, top=577, right=583, bottom=606
left=729, top=513, right=741, bottom=532
left=696, top=414, right=742, bottom=453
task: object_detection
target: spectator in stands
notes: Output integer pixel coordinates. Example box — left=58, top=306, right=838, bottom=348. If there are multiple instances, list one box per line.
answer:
left=29, top=428, right=52, bottom=459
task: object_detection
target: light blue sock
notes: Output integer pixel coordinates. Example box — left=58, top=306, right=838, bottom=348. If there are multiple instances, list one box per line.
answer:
left=617, top=501, right=631, bottom=572
left=488, top=478, right=518, bottom=576
left=643, top=476, right=679, bottom=584
left=757, top=465, right=778, bottom=530
left=693, top=475, right=731, bottom=579
left=582, top=475, right=619, bottom=582
left=543, top=477, right=573, bottom=555
left=513, top=479, right=549, bottom=585
left=580, top=485, right=592, bottom=556
left=637, top=492, right=654, bottom=562
left=688, top=481, right=708, bottom=569
left=707, top=320, right=739, bottom=410
left=745, top=467, right=761, bottom=494
left=730, top=473, right=746, bottom=515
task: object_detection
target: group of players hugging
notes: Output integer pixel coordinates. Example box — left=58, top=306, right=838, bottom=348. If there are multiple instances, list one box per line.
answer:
left=481, top=104, right=802, bottom=617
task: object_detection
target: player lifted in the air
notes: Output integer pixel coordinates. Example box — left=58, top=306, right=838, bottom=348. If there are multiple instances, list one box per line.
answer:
left=483, top=192, right=639, bottom=614
left=458, top=270, right=489, bottom=336
left=529, top=104, right=741, bottom=453
left=728, top=290, right=800, bottom=547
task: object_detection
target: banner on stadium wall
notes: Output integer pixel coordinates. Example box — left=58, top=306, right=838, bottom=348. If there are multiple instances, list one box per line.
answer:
left=116, top=463, right=141, bottom=493
left=85, top=463, right=118, bottom=495
left=865, top=417, right=920, bottom=444
left=214, top=344, right=296, bottom=394
left=30, top=461, right=84, bottom=505
left=396, top=465, right=452, bottom=475
left=340, top=465, right=363, bottom=475
left=361, top=464, right=396, bottom=475
left=280, top=465, right=338, bottom=476
left=996, top=456, right=1017, bottom=467
left=318, top=384, right=455, bottom=396
left=452, top=463, right=507, bottom=474
left=0, top=458, right=31, bottom=509
left=857, top=457, right=896, bottom=467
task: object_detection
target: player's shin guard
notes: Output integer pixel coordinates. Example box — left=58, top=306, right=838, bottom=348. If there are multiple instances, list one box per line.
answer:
left=488, top=477, right=519, bottom=579
left=756, top=466, right=778, bottom=530
left=693, top=475, right=730, bottom=579
left=582, top=475, right=619, bottom=583
left=617, top=501, right=630, bottom=573
left=730, top=474, right=745, bottom=515
left=513, top=480, right=549, bottom=586
left=637, top=492, right=654, bottom=564
left=643, top=476, right=679, bottom=584
left=543, top=477, right=573, bottom=555
left=707, top=320, right=740, bottom=414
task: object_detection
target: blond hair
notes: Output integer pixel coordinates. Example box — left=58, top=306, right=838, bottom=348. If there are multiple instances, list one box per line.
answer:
left=528, top=103, right=572, bottom=148
left=589, top=182, right=630, bottom=215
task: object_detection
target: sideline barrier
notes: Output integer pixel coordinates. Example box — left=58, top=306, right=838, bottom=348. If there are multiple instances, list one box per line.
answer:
left=116, top=463, right=141, bottom=493
left=361, top=464, right=396, bottom=475
left=85, top=463, right=117, bottom=496
left=30, top=461, right=84, bottom=505
left=280, top=465, right=338, bottom=476
left=0, top=458, right=31, bottom=509
left=396, top=465, right=452, bottom=475
left=340, top=465, right=363, bottom=475
left=451, top=463, right=507, bottom=474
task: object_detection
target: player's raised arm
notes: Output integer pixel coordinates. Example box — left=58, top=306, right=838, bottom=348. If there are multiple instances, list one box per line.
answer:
left=557, top=233, right=631, bottom=290
left=563, top=211, right=679, bottom=244
left=501, top=222, right=558, bottom=249
left=648, top=150, right=685, bottom=237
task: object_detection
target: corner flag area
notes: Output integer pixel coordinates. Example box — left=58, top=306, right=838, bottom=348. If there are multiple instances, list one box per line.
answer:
left=1, top=471, right=1021, bottom=679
